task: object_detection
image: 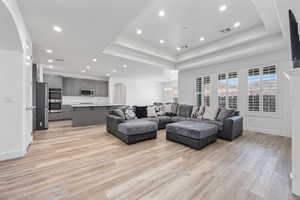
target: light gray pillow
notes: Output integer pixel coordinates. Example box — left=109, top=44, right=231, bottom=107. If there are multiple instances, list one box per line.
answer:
left=147, top=106, right=158, bottom=117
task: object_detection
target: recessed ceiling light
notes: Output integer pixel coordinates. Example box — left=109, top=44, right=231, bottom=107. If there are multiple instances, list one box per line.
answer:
left=86, top=65, right=91, bottom=69
left=49, top=65, right=53, bottom=69
left=26, top=56, right=31, bottom=60
left=53, top=26, right=62, bottom=32
left=176, top=47, right=181, bottom=51
left=219, top=5, right=227, bottom=12
left=158, top=10, right=165, bottom=17
left=26, top=45, right=30, bottom=49
left=200, top=37, right=205, bottom=41
left=136, top=29, right=142, bottom=35
left=26, top=62, right=31, bottom=66
left=106, top=73, right=110, bottom=76
left=48, top=59, right=53, bottom=63
left=92, top=58, right=97, bottom=62
left=160, top=39, right=165, bottom=44
left=123, top=65, right=127, bottom=68
left=81, top=70, right=86, bottom=73
left=234, top=22, right=241, bottom=28
left=46, top=49, right=53, bottom=53
left=113, top=69, right=117, bottom=73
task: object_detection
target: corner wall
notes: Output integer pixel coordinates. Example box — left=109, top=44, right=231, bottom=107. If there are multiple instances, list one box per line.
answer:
left=178, top=48, right=292, bottom=137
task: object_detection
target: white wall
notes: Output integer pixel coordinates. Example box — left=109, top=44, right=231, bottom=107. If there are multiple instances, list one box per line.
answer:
left=162, top=80, right=178, bottom=103
left=179, top=48, right=292, bottom=137
left=109, top=77, right=163, bottom=105
left=0, top=0, right=32, bottom=160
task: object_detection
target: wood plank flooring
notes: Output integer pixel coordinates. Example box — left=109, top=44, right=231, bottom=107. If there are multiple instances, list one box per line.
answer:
left=0, top=120, right=299, bottom=200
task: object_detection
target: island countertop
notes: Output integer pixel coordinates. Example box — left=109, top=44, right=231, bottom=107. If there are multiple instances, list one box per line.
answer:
left=71, top=104, right=123, bottom=127
left=71, top=104, right=124, bottom=108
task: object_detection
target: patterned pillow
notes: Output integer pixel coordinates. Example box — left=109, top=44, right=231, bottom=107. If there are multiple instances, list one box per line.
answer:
left=191, top=106, right=200, bottom=118
left=124, top=106, right=137, bottom=120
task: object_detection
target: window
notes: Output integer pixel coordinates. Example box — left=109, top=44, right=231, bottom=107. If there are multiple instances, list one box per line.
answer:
left=262, top=66, right=277, bottom=112
left=228, top=72, right=238, bottom=109
left=203, top=76, right=211, bottom=107
left=196, top=77, right=202, bottom=106
left=248, top=66, right=277, bottom=112
left=218, top=74, right=227, bottom=108
left=217, top=72, right=238, bottom=109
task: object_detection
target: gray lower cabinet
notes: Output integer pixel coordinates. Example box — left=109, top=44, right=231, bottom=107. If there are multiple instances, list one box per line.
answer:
left=49, top=105, right=72, bottom=121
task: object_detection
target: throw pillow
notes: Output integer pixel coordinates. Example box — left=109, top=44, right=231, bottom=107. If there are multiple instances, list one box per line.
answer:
left=171, top=103, right=178, bottom=114
left=147, top=106, right=158, bottom=117
left=163, top=103, right=172, bottom=113
left=191, top=105, right=200, bottom=118
left=111, top=109, right=125, bottom=121
left=197, top=106, right=205, bottom=118
left=203, top=107, right=219, bottom=120
left=135, top=106, right=147, bottom=119
left=216, top=108, right=235, bottom=121
left=124, top=106, right=137, bottom=120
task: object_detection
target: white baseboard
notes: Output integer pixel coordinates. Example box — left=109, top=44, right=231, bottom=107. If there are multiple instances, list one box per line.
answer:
left=0, top=148, right=27, bottom=161
left=245, top=127, right=291, bottom=137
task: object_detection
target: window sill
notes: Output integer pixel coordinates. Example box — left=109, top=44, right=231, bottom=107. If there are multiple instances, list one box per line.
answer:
left=245, top=112, right=282, bottom=119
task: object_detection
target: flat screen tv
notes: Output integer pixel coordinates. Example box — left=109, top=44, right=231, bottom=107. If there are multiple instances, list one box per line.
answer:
left=289, top=10, right=300, bottom=68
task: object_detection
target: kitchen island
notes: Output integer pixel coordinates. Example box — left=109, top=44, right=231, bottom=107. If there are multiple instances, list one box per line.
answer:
left=71, top=104, right=123, bottom=127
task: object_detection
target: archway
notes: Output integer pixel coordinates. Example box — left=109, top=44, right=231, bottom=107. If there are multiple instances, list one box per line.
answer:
left=113, top=83, right=127, bottom=105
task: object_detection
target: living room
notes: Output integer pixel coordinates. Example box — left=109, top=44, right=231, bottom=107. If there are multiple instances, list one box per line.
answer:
left=1, top=0, right=300, bottom=199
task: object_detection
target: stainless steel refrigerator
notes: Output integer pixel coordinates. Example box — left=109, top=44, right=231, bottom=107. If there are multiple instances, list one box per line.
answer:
left=36, top=82, right=49, bottom=130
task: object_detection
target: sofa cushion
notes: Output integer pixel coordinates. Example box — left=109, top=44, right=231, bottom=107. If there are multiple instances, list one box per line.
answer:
left=177, top=104, right=193, bottom=118
left=158, top=116, right=172, bottom=124
left=201, top=120, right=223, bottom=131
left=216, top=108, right=235, bottom=121
left=172, top=116, right=186, bottom=123
left=166, top=121, right=218, bottom=140
left=135, top=106, right=147, bottom=119
left=141, top=117, right=159, bottom=124
left=118, top=119, right=158, bottom=136
left=110, top=109, right=125, bottom=121
left=124, top=106, right=137, bottom=120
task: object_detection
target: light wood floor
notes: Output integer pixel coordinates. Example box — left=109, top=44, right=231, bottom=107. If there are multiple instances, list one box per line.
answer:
left=0, top=121, right=299, bottom=200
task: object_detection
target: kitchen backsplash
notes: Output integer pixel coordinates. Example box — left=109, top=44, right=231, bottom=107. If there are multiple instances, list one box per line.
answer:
left=62, top=96, right=109, bottom=105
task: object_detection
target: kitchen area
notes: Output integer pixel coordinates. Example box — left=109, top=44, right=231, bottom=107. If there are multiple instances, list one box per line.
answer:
left=35, top=71, right=121, bottom=130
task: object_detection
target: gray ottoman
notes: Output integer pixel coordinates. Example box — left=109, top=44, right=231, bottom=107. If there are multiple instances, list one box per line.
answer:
left=117, top=119, right=158, bottom=144
left=166, top=121, right=218, bottom=150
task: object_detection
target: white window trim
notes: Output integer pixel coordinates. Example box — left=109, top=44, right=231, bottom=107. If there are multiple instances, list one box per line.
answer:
left=246, top=65, right=280, bottom=117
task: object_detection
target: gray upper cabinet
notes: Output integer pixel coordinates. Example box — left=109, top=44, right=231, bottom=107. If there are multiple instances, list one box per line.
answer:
left=44, top=74, right=63, bottom=89
left=95, top=81, right=108, bottom=97
left=62, top=77, right=108, bottom=97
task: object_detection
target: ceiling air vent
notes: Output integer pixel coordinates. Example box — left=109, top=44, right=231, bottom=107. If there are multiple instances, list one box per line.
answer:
left=220, top=27, right=231, bottom=33
left=181, top=45, right=189, bottom=49
left=55, top=58, right=64, bottom=62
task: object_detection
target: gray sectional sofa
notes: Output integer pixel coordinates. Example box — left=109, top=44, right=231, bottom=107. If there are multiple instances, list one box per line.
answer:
left=106, top=103, right=243, bottom=145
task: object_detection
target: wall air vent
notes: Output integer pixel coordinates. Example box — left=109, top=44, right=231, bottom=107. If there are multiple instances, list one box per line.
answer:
left=220, top=27, right=231, bottom=33
left=181, top=45, right=189, bottom=49
left=55, top=58, right=64, bottom=62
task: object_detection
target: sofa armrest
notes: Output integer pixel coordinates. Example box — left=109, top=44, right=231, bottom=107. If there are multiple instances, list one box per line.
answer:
left=221, top=116, right=243, bottom=141
left=106, top=114, right=124, bottom=134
